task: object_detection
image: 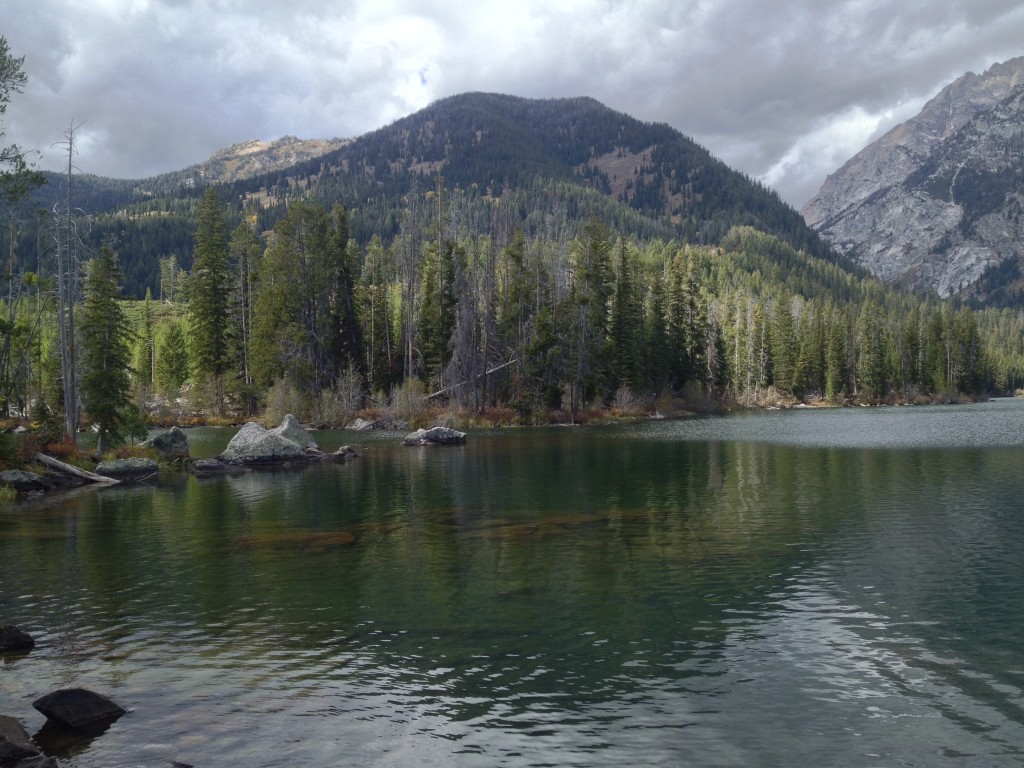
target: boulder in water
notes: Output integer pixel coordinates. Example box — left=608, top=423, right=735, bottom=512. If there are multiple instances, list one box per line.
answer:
left=0, top=715, right=40, bottom=763
left=402, top=427, right=467, bottom=446
left=32, top=688, right=126, bottom=730
left=0, top=625, right=35, bottom=652
left=95, top=458, right=159, bottom=481
left=141, top=426, right=190, bottom=462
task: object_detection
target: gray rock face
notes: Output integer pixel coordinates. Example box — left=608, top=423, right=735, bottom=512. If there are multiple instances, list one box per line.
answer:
left=32, top=688, right=126, bottom=730
left=0, top=715, right=40, bottom=763
left=803, top=56, right=1024, bottom=298
left=0, top=625, right=35, bottom=652
left=142, top=426, right=190, bottom=462
left=95, top=457, right=159, bottom=480
left=402, top=427, right=467, bottom=446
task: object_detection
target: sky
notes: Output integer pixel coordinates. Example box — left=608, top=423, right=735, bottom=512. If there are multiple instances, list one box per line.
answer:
left=3, top=0, right=1023, bottom=209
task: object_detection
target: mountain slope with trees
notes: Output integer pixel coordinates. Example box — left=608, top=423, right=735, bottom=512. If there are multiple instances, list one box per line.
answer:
left=2, top=81, right=1021, bottom=464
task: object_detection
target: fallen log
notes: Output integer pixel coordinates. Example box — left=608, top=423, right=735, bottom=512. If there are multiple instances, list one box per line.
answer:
left=427, top=357, right=517, bottom=400
left=34, top=454, right=120, bottom=485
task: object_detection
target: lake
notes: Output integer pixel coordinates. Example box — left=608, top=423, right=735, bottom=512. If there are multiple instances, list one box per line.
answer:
left=2, top=400, right=1024, bottom=767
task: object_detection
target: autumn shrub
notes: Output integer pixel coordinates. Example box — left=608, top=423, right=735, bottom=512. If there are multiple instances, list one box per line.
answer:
left=311, top=367, right=364, bottom=427
left=264, top=378, right=308, bottom=426
left=0, top=432, right=18, bottom=469
left=386, top=379, right=428, bottom=423
left=16, top=433, right=41, bottom=466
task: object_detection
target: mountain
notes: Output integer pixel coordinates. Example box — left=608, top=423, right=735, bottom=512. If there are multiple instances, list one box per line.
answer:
left=802, top=56, right=1024, bottom=301
left=23, top=93, right=848, bottom=298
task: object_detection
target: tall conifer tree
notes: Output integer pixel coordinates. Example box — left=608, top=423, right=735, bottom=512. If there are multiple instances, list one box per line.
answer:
left=188, top=189, right=231, bottom=381
left=80, top=245, right=134, bottom=456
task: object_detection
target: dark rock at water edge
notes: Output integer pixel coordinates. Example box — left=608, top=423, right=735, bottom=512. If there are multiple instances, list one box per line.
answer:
left=0, top=715, right=40, bottom=764
left=94, top=458, right=159, bottom=481
left=0, top=625, right=35, bottom=652
left=402, top=427, right=467, bottom=446
left=32, top=688, right=125, bottom=730
left=141, top=426, right=190, bottom=462
left=0, top=470, right=55, bottom=493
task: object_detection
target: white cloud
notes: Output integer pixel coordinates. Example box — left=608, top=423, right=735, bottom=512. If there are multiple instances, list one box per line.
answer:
left=3, top=0, right=1023, bottom=206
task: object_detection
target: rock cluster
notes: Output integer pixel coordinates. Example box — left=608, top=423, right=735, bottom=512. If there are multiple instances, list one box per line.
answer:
left=2, top=627, right=124, bottom=766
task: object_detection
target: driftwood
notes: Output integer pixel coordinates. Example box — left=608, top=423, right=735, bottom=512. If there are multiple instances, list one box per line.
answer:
left=34, top=453, right=120, bottom=485
left=427, top=358, right=517, bottom=400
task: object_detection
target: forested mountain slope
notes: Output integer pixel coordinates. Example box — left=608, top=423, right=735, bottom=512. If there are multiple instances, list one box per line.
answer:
left=20, top=93, right=851, bottom=298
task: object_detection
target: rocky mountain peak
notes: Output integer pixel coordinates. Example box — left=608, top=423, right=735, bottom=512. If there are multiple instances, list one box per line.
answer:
left=802, top=55, right=1024, bottom=298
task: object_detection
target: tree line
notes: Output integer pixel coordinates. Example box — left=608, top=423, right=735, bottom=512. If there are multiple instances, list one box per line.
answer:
left=121, top=182, right=1017, bottom=429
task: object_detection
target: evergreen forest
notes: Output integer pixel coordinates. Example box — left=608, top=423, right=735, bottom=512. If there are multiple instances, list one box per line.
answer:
left=3, top=73, right=1023, bottom=457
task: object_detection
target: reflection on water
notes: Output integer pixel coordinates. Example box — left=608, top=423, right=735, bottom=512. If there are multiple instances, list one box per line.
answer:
left=3, top=401, right=1024, bottom=766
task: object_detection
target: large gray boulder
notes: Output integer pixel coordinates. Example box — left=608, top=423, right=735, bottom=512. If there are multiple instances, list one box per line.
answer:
left=0, top=715, right=40, bottom=763
left=141, top=426, right=190, bottom=462
left=32, top=688, right=125, bottom=730
left=0, top=625, right=35, bottom=652
left=95, top=457, right=159, bottom=481
left=218, top=417, right=315, bottom=465
left=402, top=427, right=467, bottom=446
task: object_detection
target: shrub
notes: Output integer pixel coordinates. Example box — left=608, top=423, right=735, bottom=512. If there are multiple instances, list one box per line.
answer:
left=264, top=378, right=309, bottom=426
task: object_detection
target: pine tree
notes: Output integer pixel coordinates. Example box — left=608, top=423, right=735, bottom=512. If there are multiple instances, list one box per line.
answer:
left=156, top=321, right=190, bottom=394
left=228, top=216, right=263, bottom=414
left=188, top=188, right=231, bottom=391
left=359, top=235, right=395, bottom=393
left=80, top=245, right=134, bottom=457
left=608, top=237, right=643, bottom=391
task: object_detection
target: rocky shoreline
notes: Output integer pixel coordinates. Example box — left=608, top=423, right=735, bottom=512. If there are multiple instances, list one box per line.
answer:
left=1, top=416, right=473, bottom=498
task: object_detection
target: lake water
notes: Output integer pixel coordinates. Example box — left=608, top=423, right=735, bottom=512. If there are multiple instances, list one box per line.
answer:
left=3, top=400, right=1024, bottom=767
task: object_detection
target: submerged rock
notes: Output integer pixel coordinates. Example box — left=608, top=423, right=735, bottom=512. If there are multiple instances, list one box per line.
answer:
left=402, top=427, right=467, bottom=446
left=32, top=688, right=125, bottom=730
left=95, top=458, right=159, bottom=481
left=190, top=458, right=249, bottom=477
left=0, top=625, right=35, bottom=652
left=0, top=715, right=40, bottom=764
left=141, top=426, right=190, bottom=462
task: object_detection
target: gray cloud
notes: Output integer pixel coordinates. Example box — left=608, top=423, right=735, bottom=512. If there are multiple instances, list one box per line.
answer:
left=4, top=0, right=1022, bottom=207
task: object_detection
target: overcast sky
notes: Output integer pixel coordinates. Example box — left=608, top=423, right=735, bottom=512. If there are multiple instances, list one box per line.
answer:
left=3, top=0, right=1023, bottom=208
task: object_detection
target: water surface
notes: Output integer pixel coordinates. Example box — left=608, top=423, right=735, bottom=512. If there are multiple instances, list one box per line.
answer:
left=2, top=400, right=1024, bottom=766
